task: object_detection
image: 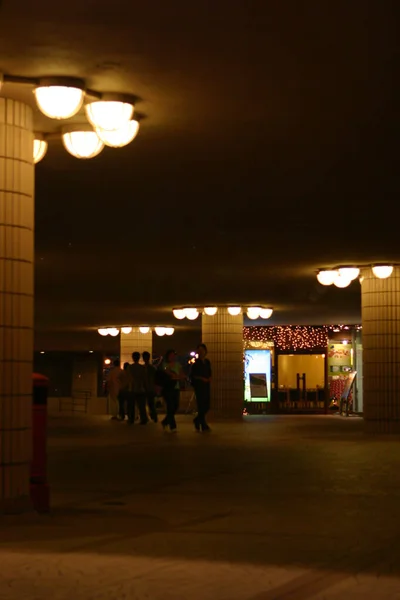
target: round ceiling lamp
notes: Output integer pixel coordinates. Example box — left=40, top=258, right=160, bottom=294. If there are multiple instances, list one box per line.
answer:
left=85, top=94, right=135, bottom=131
left=165, top=327, right=175, bottom=336
left=260, top=308, right=273, bottom=319
left=338, top=267, right=360, bottom=281
left=372, top=265, right=393, bottom=279
left=173, top=309, right=186, bottom=320
left=333, top=272, right=352, bottom=288
left=96, top=120, right=139, bottom=148
left=155, top=327, right=166, bottom=337
left=317, top=270, right=338, bottom=286
left=204, top=307, right=218, bottom=316
left=139, top=326, right=150, bottom=334
left=34, top=77, right=85, bottom=120
left=33, top=134, right=48, bottom=164
left=98, top=328, right=108, bottom=336
left=184, top=308, right=199, bottom=321
left=107, top=328, right=120, bottom=337
left=62, top=124, right=104, bottom=159
left=228, top=306, right=241, bottom=316
left=247, top=307, right=261, bottom=320
left=121, top=327, right=132, bottom=334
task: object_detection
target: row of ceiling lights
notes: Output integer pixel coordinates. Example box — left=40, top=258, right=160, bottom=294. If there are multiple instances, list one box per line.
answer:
left=98, top=326, right=174, bottom=337
left=172, top=307, right=274, bottom=320
left=316, top=265, right=394, bottom=288
left=1, top=75, right=140, bottom=162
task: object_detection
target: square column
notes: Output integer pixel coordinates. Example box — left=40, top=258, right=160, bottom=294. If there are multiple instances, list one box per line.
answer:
left=361, top=266, right=400, bottom=433
left=0, top=99, right=34, bottom=513
left=202, top=308, right=244, bottom=419
left=120, top=328, right=152, bottom=365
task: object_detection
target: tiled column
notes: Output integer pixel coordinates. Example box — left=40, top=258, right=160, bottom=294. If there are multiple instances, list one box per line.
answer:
left=361, top=266, right=400, bottom=433
left=202, top=308, right=244, bottom=419
left=0, top=99, right=34, bottom=513
left=120, top=328, right=152, bottom=365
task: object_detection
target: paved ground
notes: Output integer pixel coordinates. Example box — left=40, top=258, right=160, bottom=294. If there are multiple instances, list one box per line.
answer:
left=2, top=414, right=400, bottom=599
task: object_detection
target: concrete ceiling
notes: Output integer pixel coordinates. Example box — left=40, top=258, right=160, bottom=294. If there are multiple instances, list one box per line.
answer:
left=0, top=0, right=397, bottom=349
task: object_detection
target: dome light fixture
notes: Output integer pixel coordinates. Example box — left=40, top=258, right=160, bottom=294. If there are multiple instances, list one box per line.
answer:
left=228, top=306, right=241, bottom=316
left=107, top=328, right=120, bottom=337
left=247, top=307, right=261, bottom=320
left=139, top=326, right=150, bottom=334
left=260, top=308, right=273, bottom=319
left=98, top=328, right=109, bottom=336
left=338, top=267, right=360, bottom=281
left=333, top=272, right=352, bottom=288
left=96, top=120, right=139, bottom=148
left=317, top=269, right=338, bottom=286
left=85, top=94, right=135, bottom=131
left=62, top=124, right=104, bottom=159
left=184, top=308, right=199, bottom=321
left=204, top=307, right=218, bottom=316
left=34, top=77, right=85, bottom=120
left=372, top=265, right=394, bottom=280
left=33, top=134, right=48, bottom=164
left=121, top=327, right=132, bottom=335
left=173, top=309, right=186, bottom=320
left=155, top=327, right=166, bottom=337
left=165, top=327, right=175, bottom=336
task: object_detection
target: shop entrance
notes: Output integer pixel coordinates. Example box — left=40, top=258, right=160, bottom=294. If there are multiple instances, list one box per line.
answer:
left=277, top=354, right=325, bottom=411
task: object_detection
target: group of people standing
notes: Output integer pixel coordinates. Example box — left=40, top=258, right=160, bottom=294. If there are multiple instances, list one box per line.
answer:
left=107, top=344, right=212, bottom=432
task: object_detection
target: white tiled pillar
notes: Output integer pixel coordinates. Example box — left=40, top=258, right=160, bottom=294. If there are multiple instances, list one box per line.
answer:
left=361, top=266, right=400, bottom=433
left=202, top=308, right=244, bottom=419
left=0, top=98, right=34, bottom=513
left=120, top=328, right=152, bottom=365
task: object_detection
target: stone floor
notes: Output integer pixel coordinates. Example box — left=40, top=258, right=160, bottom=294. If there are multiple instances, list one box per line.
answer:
left=2, top=414, right=400, bottom=599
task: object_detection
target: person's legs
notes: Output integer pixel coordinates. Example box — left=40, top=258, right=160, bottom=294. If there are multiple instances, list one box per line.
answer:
left=201, top=388, right=211, bottom=431
left=147, top=393, right=158, bottom=422
left=136, top=393, right=148, bottom=424
left=118, top=392, right=126, bottom=420
left=127, top=393, right=135, bottom=424
left=162, top=390, right=175, bottom=429
left=109, top=393, right=119, bottom=419
left=169, top=390, right=180, bottom=430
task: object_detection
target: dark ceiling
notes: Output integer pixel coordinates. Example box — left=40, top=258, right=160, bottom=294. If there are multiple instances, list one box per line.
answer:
left=0, top=0, right=398, bottom=349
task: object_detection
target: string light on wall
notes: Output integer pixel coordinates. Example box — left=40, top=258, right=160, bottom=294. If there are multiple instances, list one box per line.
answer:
left=243, top=326, right=329, bottom=351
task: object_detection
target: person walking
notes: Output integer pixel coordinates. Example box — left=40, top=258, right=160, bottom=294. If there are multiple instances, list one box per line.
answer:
left=191, top=343, right=212, bottom=432
left=161, top=350, right=184, bottom=432
left=107, top=359, right=123, bottom=420
left=127, top=352, right=147, bottom=425
left=143, top=351, right=158, bottom=423
left=117, top=362, right=130, bottom=421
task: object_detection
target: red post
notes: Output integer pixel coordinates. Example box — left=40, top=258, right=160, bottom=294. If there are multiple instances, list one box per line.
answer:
left=31, top=373, right=50, bottom=512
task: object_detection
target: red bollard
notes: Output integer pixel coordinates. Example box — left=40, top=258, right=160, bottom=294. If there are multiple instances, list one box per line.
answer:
left=31, top=373, right=50, bottom=513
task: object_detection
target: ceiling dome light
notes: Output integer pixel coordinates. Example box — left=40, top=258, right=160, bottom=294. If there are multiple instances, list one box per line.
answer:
left=107, top=328, right=120, bottom=337
left=34, top=78, right=85, bottom=119
left=62, top=124, right=104, bottom=159
left=98, top=328, right=109, bottom=336
left=204, top=307, right=218, bottom=316
left=96, top=120, right=139, bottom=148
left=333, top=272, right=352, bottom=288
left=139, top=326, right=150, bottom=334
left=372, top=265, right=394, bottom=279
left=121, top=327, right=132, bottom=335
left=228, top=306, right=241, bottom=316
left=173, top=309, right=186, bottom=320
left=247, top=307, right=261, bottom=320
left=155, top=327, right=166, bottom=337
left=317, top=270, right=338, bottom=286
left=85, top=95, right=134, bottom=131
left=33, top=135, right=48, bottom=164
left=165, top=327, right=175, bottom=336
left=338, top=267, right=360, bottom=281
left=184, top=308, right=199, bottom=321
left=260, top=308, right=273, bottom=319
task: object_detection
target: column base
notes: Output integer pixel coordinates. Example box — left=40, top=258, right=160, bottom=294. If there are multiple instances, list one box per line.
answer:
left=364, top=420, right=400, bottom=434
left=0, top=495, right=33, bottom=515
